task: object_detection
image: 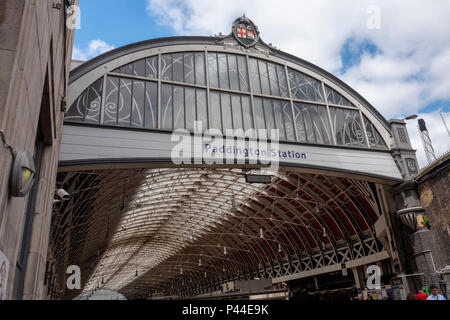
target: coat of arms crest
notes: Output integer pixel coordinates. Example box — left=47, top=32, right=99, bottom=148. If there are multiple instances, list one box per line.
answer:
left=232, top=15, right=259, bottom=48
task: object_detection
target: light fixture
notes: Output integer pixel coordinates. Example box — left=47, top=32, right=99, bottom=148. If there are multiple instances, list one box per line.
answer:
left=278, top=244, right=282, bottom=253
left=9, top=151, right=35, bottom=197
left=224, top=246, right=227, bottom=255
left=120, top=193, right=127, bottom=212
left=323, top=227, right=327, bottom=238
left=198, top=258, right=202, bottom=266
left=245, top=174, right=272, bottom=184
left=404, top=114, right=418, bottom=121
left=260, top=228, right=264, bottom=238
left=231, top=194, right=236, bottom=211
left=180, top=268, right=183, bottom=275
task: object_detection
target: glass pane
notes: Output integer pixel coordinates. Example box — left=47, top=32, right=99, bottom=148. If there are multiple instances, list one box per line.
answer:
left=302, top=104, right=316, bottom=142
left=249, top=58, right=261, bottom=94
left=311, top=105, right=332, bottom=144
left=218, top=53, right=230, bottom=89
left=67, top=88, right=88, bottom=122
left=103, top=76, right=119, bottom=125
left=84, top=78, right=103, bottom=124
left=194, top=52, right=206, bottom=86
left=237, top=55, right=249, bottom=92
left=268, top=63, right=280, bottom=97
left=293, top=103, right=307, bottom=142
left=259, top=60, right=270, bottom=95
left=146, top=56, right=158, bottom=79
left=241, top=96, right=253, bottom=131
left=277, top=65, right=289, bottom=97
left=228, top=55, right=240, bottom=91
left=133, top=59, right=146, bottom=77
left=231, top=95, right=243, bottom=129
left=161, top=54, right=173, bottom=81
left=263, top=98, right=275, bottom=132
left=288, top=69, right=324, bottom=102
left=185, top=87, right=196, bottom=131
left=119, top=63, right=133, bottom=75
left=184, top=52, right=195, bottom=84
left=330, top=107, right=366, bottom=147
left=173, top=53, right=184, bottom=83
left=364, top=115, right=387, bottom=149
left=221, top=93, right=233, bottom=132
left=210, top=91, right=221, bottom=130
left=161, top=84, right=173, bottom=130
left=173, top=85, right=185, bottom=129
left=325, top=86, right=351, bottom=106
left=131, top=80, right=145, bottom=127
left=196, top=89, right=208, bottom=131
left=118, top=78, right=132, bottom=126
left=208, top=53, right=219, bottom=88
left=273, top=100, right=286, bottom=140
left=282, top=101, right=295, bottom=141
left=144, top=82, right=157, bottom=129
left=254, top=97, right=266, bottom=137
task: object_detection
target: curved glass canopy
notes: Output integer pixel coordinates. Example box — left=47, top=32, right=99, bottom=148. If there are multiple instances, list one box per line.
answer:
left=56, top=35, right=394, bottom=300
left=66, top=50, right=387, bottom=150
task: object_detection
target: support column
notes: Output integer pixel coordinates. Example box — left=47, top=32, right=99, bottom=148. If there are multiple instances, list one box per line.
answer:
left=352, top=267, right=364, bottom=299
left=389, top=118, right=442, bottom=295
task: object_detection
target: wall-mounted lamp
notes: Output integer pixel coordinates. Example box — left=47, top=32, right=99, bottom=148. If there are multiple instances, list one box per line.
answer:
left=9, top=151, right=35, bottom=197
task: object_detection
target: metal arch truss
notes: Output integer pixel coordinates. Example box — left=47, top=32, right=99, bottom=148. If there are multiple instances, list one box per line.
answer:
left=177, top=237, right=381, bottom=298
left=50, top=166, right=389, bottom=300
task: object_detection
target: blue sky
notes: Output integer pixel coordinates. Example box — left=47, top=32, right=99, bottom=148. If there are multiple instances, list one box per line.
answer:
left=74, top=0, right=173, bottom=49
left=72, top=0, right=450, bottom=167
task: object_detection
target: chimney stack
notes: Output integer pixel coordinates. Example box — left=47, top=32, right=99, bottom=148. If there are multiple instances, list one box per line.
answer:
left=418, top=118, right=437, bottom=164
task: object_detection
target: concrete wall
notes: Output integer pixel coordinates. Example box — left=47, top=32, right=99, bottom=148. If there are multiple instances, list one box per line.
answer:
left=0, top=0, right=76, bottom=299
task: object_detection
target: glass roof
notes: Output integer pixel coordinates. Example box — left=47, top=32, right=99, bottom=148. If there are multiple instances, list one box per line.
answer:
left=51, top=167, right=384, bottom=299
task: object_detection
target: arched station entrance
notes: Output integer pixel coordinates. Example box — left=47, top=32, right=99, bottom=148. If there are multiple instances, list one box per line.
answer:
left=47, top=16, right=422, bottom=300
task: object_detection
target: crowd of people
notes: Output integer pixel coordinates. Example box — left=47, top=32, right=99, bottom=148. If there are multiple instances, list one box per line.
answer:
left=348, top=285, right=446, bottom=300
left=406, top=285, right=447, bottom=300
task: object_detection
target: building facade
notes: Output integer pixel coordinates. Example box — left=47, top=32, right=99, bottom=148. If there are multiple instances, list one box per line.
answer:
left=48, top=16, right=445, bottom=300
left=0, top=0, right=76, bottom=300
left=0, top=9, right=446, bottom=300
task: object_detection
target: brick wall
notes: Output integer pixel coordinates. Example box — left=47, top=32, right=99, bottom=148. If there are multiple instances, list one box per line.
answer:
left=416, top=152, right=450, bottom=295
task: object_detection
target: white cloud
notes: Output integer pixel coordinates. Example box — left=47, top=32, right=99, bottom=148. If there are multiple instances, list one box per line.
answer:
left=146, top=0, right=450, bottom=165
left=72, top=40, right=115, bottom=61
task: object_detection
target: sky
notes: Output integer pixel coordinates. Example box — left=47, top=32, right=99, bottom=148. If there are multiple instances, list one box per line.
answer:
left=72, top=0, right=450, bottom=168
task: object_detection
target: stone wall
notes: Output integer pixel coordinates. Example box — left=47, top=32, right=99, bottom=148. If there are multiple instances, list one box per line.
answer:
left=416, top=152, right=450, bottom=296
left=0, top=0, right=76, bottom=300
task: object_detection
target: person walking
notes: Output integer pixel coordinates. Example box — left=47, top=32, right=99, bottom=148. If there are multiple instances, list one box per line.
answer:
left=415, top=290, right=428, bottom=300
left=426, top=285, right=446, bottom=300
